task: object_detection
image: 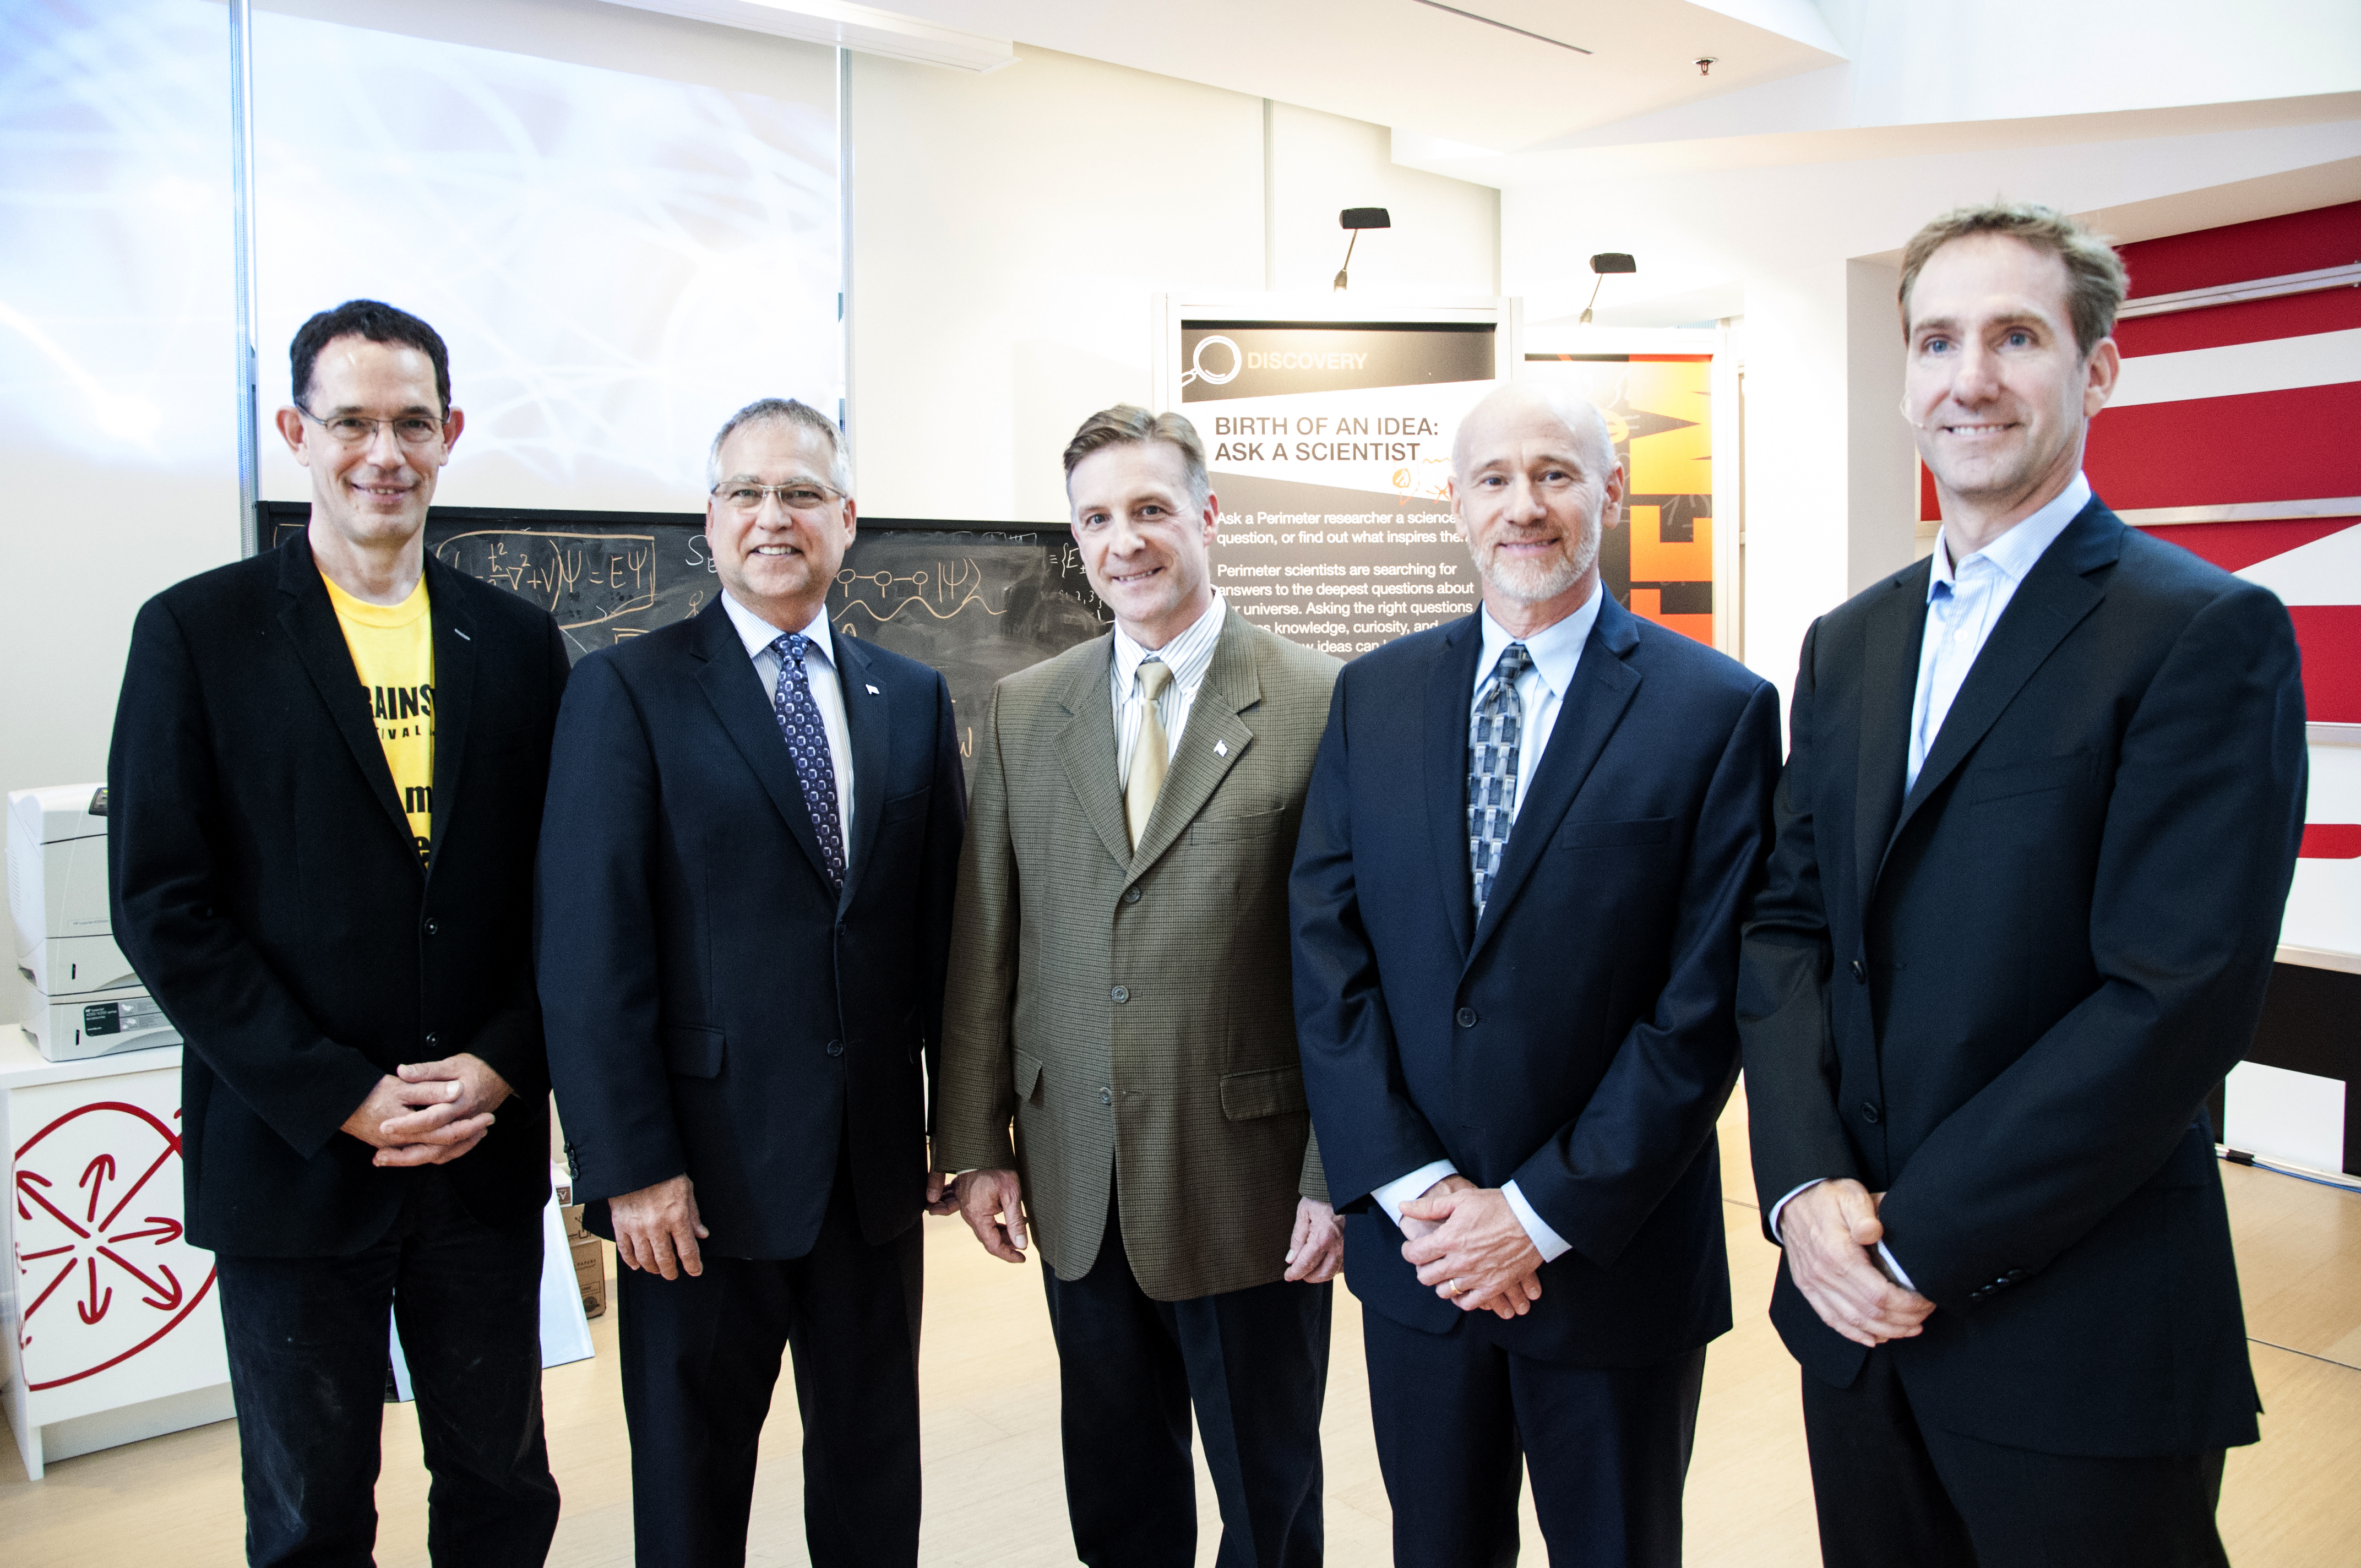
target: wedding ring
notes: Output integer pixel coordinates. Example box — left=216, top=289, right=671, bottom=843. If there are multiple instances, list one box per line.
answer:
left=1450, top=1277, right=1465, bottom=1297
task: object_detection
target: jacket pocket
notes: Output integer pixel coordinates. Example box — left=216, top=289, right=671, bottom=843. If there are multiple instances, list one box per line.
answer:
left=1220, top=1064, right=1308, bottom=1120
left=662, top=1025, right=725, bottom=1079
left=1554, top=815, right=1674, bottom=850
left=1013, top=1048, right=1045, bottom=1105
left=1190, top=806, right=1287, bottom=844
left=1966, top=751, right=2095, bottom=804
left=879, top=786, right=929, bottom=824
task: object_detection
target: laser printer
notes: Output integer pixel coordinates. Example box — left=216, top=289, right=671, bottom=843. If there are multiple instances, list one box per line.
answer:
left=8, top=783, right=181, bottom=1060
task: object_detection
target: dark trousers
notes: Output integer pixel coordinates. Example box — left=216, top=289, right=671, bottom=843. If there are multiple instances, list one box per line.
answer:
left=215, top=1168, right=560, bottom=1568
left=1361, top=1307, right=1705, bottom=1568
left=615, top=1165, right=924, bottom=1568
left=1040, top=1196, right=1332, bottom=1568
left=1802, top=1349, right=2229, bottom=1568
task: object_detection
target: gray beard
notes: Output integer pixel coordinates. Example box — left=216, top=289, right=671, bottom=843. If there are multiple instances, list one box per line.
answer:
left=1471, top=509, right=1602, bottom=605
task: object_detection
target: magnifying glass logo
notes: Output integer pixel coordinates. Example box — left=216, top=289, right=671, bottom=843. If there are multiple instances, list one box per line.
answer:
left=1180, top=335, right=1241, bottom=387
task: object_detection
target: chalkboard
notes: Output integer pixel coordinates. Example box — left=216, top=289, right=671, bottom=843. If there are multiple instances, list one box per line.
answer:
left=259, top=503, right=1109, bottom=778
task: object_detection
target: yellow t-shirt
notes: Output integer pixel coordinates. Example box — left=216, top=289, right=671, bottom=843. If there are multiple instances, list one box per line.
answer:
left=323, top=571, right=436, bottom=863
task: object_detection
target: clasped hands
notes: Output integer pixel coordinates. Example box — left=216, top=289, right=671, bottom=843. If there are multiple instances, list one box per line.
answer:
left=1780, top=1178, right=1935, bottom=1347
left=935, top=1169, right=1345, bottom=1283
left=1399, top=1174, right=1544, bottom=1319
left=339, top=1052, right=513, bottom=1168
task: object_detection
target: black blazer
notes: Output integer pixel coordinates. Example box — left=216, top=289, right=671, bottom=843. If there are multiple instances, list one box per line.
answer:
left=1740, top=498, right=2308, bottom=1457
left=108, top=534, right=572, bottom=1255
left=536, top=599, right=964, bottom=1258
left=1291, top=593, right=1781, bottom=1366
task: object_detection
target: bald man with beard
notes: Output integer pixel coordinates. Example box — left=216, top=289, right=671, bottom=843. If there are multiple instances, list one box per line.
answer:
left=1289, top=384, right=1781, bottom=1567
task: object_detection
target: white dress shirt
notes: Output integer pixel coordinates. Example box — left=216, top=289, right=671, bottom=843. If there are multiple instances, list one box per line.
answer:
left=722, top=591, right=857, bottom=868
left=1111, top=591, right=1227, bottom=785
left=1370, top=584, right=1607, bottom=1265
left=1766, top=474, right=2091, bottom=1289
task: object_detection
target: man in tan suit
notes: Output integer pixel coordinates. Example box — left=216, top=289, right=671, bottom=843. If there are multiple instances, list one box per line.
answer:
left=934, top=405, right=1342, bottom=1567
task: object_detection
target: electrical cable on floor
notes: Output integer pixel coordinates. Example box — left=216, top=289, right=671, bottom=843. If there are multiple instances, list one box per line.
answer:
left=2217, top=1146, right=2361, bottom=1195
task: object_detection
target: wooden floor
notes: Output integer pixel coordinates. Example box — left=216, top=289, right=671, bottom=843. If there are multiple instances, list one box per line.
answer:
left=8, top=1090, right=2360, bottom=1565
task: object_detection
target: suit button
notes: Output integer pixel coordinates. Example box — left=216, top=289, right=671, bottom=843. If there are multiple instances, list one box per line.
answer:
left=424, top=1032, right=439, bottom=1048
left=1100, top=1086, right=1113, bottom=1106
left=1859, top=1102, right=1880, bottom=1124
left=1849, top=959, right=1865, bottom=983
left=423, top=918, right=439, bottom=937
left=835, top=922, right=847, bottom=937
left=1122, top=888, right=1142, bottom=904
left=2006, top=1268, right=2026, bottom=1281
left=1111, top=986, right=1130, bottom=1003
left=826, top=1039, right=844, bottom=1057
left=1455, top=1006, right=1478, bottom=1027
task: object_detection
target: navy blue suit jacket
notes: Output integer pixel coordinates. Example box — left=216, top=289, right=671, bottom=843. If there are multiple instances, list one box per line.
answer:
left=1740, top=500, right=2305, bottom=1456
left=537, top=598, right=964, bottom=1258
left=1291, top=592, right=1781, bottom=1366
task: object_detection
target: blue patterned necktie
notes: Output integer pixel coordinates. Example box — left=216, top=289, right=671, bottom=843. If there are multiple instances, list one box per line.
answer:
left=770, top=632, right=845, bottom=889
left=1467, top=643, right=1532, bottom=918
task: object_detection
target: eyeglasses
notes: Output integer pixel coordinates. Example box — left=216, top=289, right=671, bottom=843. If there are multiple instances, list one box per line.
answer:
left=296, top=405, right=449, bottom=447
left=710, top=481, right=842, bottom=514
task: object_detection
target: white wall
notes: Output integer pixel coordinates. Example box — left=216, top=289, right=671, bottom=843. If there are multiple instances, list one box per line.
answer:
left=848, top=46, right=1502, bottom=524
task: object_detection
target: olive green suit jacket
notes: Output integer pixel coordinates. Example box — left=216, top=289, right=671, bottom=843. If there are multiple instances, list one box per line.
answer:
left=934, top=608, right=1340, bottom=1301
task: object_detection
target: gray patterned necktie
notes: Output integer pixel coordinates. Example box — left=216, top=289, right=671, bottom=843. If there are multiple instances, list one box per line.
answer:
left=770, top=633, right=844, bottom=889
left=1468, top=643, right=1532, bottom=918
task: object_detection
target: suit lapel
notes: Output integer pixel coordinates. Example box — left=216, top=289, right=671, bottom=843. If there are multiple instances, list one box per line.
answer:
left=1879, top=502, right=2122, bottom=876
left=691, top=601, right=835, bottom=889
left=1424, top=614, right=1484, bottom=963
left=1468, top=594, right=1641, bottom=966
left=1851, top=573, right=1927, bottom=917
left=276, top=536, right=420, bottom=867
left=1053, top=635, right=1135, bottom=872
left=1127, top=610, right=1258, bottom=875
left=833, top=631, right=891, bottom=912
left=422, top=553, right=474, bottom=874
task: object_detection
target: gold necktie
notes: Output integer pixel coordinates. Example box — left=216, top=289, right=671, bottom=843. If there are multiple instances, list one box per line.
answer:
left=1126, top=660, right=1174, bottom=851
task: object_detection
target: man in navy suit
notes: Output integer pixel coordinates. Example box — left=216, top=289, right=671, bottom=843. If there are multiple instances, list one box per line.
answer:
left=1290, top=382, right=1781, bottom=1567
left=1740, top=203, right=2306, bottom=1567
left=537, top=398, right=965, bottom=1568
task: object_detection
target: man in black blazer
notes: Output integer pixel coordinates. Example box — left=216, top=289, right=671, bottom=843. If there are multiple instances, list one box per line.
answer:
left=1290, top=382, right=1781, bottom=1567
left=1740, top=202, right=2308, bottom=1567
left=538, top=398, right=964, bottom=1568
left=110, top=300, right=568, bottom=1564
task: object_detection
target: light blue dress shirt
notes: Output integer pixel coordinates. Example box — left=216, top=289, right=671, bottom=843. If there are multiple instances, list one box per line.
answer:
left=1372, top=584, right=1607, bottom=1266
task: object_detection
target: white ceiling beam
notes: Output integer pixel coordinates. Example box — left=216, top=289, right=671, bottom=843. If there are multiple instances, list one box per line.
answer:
left=591, top=0, right=1015, bottom=72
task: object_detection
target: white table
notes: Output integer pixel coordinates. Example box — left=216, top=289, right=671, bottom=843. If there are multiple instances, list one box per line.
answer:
left=0, top=1031, right=231, bottom=1479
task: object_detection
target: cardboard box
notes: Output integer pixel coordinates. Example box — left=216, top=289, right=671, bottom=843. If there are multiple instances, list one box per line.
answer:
left=562, top=1202, right=587, bottom=1240
left=570, top=1232, right=607, bottom=1319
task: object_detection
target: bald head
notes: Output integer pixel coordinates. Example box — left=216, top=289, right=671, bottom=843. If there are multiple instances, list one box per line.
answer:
left=1451, top=382, right=1615, bottom=482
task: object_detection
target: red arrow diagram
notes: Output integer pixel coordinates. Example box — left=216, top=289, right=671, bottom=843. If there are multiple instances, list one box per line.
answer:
left=15, top=1170, right=89, bottom=1237
left=77, top=1257, right=113, bottom=1324
left=108, top=1216, right=183, bottom=1246
left=97, top=1248, right=183, bottom=1311
left=80, top=1154, right=117, bottom=1223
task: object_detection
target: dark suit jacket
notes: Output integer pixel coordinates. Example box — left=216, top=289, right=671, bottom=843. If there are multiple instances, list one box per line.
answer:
left=1291, top=592, right=1781, bottom=1367
left=536, top=598, right=964, bottom=1258
left=108, top=533, right=572, bottom=1255
left=1739, top=498, right=2308, bottom=1457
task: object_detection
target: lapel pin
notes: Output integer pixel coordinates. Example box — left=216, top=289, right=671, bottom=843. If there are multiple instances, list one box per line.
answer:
left=1214, top=740, right=1228, bottom=757
left=866, top=684, right=880, bottom=694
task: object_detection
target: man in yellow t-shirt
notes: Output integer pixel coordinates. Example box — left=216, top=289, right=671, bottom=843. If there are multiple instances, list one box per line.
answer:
left=108, top=300, right=565, bottom=1562
left=323, top=572, right=436, bottom=861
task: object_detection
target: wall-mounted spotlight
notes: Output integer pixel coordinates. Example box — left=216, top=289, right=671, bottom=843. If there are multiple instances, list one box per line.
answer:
left=1695, top=56, right=1717, bottom=76
left=1579, top=252, right=1636, bottom=324
left=1334, top=208, right=1391, bottom=291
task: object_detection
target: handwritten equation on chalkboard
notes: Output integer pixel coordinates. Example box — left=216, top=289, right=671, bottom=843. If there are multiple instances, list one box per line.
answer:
left=829, top=531, right=1109, bottom=774
left=433, top=530, right=670, bottom=634
left=264, top=505, right=1110, bottom=781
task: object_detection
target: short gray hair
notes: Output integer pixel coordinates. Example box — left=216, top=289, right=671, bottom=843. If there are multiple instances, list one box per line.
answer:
left=1451, top=382, right=1617, bottom=480
left=706, top=398, right=852, bottom=493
